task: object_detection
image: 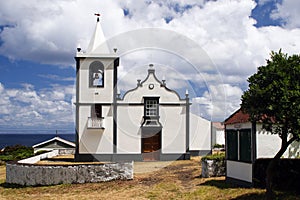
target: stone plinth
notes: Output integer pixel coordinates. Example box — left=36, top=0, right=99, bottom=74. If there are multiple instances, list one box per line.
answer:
left=201, top=159, right=225, bottom=178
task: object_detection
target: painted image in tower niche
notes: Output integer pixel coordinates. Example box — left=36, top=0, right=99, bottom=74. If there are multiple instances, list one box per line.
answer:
left=93, top=70, right=103, bottom=86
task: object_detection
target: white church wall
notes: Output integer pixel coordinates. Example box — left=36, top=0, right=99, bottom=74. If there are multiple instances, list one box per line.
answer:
left=189, top=113, right=211, bottom=151
left=122, top=74, right=182, bottom=104
left=78, top=105, right=113, bottom=154
left=118, top=69, right=187, bottom=154
left=117, top=106, right=143, bottom=153
left=79, top=58, right=115, bottom=103
left=160, top=106, right=186, bottom=153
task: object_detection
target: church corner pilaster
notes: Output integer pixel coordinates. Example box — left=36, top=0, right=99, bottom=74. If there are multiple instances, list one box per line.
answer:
left=185, top=92, right=190, bottom=152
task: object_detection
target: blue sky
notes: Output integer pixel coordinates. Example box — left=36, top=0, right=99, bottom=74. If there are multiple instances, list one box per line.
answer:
left=0, top=0, right=300, bottom=132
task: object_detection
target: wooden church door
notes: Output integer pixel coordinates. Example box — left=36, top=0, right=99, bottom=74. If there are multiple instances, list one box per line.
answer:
left=142, top=131, right=161, bottom=161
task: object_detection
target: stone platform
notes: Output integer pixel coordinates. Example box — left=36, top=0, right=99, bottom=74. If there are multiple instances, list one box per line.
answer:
left=5, top=151, right=133, bottom=186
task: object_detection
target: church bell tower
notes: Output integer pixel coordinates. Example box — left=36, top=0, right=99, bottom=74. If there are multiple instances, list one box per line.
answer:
left=75, top=14, right=119, bottom=161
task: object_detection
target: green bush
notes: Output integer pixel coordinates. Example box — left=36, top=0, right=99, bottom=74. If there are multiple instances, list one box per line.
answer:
left=201, top=152, right=225, bottom=161
left=213, top=144, right=225, bottom=148
left=0, top=154, right=14, bottom=161
left=0, top=145, right=34, bottom=162
left=35, top=150, right=51, bottom=156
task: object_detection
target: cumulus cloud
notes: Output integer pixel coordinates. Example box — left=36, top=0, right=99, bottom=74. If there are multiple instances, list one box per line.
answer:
left=0, top=82, right=75, bottom=128
left=256, top=0, right=275, bottom=6
left=192, top=84, right=243, bottom=120
left=1, top=0, right=300, bottom=123
left=271, top=0, right=300, bottom=28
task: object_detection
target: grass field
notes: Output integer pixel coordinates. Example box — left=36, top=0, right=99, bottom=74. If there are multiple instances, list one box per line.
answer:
left=0, top=157, right=299, bottom=200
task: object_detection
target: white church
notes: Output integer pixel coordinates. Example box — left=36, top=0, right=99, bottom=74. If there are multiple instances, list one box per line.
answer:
left=74, top=17, right=212, bottom=161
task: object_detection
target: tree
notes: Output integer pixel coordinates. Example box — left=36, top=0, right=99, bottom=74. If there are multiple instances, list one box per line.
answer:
left=241, top=50, right=300, bottom=199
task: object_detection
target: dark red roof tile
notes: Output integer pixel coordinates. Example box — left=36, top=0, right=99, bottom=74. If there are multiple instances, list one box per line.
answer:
left=224, top=108, right=250, bottom=125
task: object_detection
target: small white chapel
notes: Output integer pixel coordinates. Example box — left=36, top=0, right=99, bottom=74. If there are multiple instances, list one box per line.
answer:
left=74, top=16, right=212, bottom=161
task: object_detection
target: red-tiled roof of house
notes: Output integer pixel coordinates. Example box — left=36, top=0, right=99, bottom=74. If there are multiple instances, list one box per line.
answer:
left=224, top=108, right=250, bottom=125
left=212, top=122, right=224, bottom=129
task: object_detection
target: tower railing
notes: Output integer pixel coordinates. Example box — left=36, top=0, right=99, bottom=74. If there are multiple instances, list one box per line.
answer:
left=87, top=117, right=105, bottom=129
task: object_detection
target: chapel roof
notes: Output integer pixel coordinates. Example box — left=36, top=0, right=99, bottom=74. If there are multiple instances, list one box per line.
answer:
left=224, top=108, right=250, bottom=125
left=32, top=136, right=75, bottom=149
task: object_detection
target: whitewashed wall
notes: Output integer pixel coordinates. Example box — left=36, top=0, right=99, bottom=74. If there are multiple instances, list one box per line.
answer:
left=160, top=106, right=186, bottom=153
left=256, top=124, right=281, bottom=158
left=226, top=160, right=252, bottom=183
left=118, top=70, right=187, bottom=154
left=79, top=58, right=115, bottom=103
left=189, top=113, right=211, bottom=151
left=122, top=73, right=181, bottom=103
left=117, top=106, right=143, bottom=154
left=256, top=124, right=300, bottom=158
left=215, top=129, right=225, bottom=145
left=78, top=105, right=113, bottom=154
left=226, top=121, right=300, bottom=184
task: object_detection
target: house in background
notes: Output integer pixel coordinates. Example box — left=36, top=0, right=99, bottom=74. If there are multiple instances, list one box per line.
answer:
left=212, top=122, right=225, bottom=147
left=74, top=17, right=212, bottom=162
left=32, top=136, right=75, bottom=154
left=224, top=108, right=300, bottom=186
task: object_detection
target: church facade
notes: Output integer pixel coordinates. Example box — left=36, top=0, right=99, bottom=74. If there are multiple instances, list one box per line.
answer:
left=74, top=18, right=211, bottom=161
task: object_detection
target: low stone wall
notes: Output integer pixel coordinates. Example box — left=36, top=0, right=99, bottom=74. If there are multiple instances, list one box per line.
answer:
left=6, top=161, right=133, bottom=186
left=18, top=150, right=59, bottom=164
left=201, top=159, right=225, bottom=178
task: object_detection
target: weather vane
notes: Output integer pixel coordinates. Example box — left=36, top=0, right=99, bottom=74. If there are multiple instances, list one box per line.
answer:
left=94, top=13, right=101, bottom=22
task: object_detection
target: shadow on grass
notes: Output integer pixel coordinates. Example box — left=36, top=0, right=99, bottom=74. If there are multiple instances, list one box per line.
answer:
left=197, top=179, right=247, bottom=189
left=0, top=182, right=27, bottom=188
left=230, top=193, right=266, bottom=200
left=199, top=179, right=300, bottom=200
left=231, top=191, right=300, bottom=200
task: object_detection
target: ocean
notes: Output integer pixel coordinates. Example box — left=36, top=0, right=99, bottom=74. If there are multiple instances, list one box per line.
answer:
left=0, top=130, right=75, bottom=149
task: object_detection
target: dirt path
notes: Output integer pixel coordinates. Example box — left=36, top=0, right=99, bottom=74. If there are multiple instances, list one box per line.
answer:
left=134, top=161, right=173, bottom=174
left=131, top=157, right=202, bottom=191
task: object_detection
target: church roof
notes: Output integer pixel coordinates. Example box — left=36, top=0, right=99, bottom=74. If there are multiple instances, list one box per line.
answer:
left=86, top=16, right=111, bottom=54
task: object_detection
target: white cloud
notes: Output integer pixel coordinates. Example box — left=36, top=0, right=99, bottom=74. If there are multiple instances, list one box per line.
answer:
left=256, top=0, right=274, bottom=6
left=0, top=82, right=75, bottom=128
left=1, top=0, right=300, bottom=123
left=192, top=84, right=243, bottom=121
left=271, top=0, right=300, bottom=28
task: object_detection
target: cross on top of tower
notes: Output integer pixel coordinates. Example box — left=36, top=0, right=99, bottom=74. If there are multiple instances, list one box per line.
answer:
left=94, top=13, right=101, bottom=22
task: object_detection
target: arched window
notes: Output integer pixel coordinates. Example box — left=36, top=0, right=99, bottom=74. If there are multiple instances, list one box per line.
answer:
left=89, top=61, right=104, bottom=87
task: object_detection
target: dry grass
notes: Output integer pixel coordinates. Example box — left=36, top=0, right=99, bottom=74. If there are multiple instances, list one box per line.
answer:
left=0, top=157, right=299, bottom=200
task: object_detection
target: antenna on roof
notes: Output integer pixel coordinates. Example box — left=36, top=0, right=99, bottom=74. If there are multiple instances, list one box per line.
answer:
left=94, top=13, right=101, bottom=22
